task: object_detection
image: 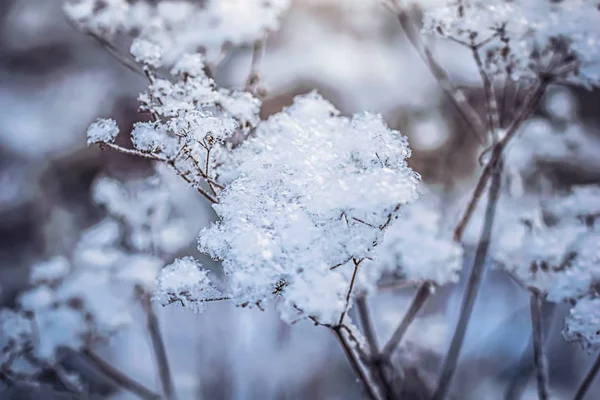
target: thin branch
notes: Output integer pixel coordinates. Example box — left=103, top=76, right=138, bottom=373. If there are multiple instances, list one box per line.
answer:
left=356, top=297, right=396, bottom=400
left=433, top=156, right=504, bottom=400
left=453, top=80, right=548, bottom=241
left=381, top=282, right=432, bottom=360
left=393, top=7, right=486, bottom=144
left=82, top=349, right=161, bottom=400
left=338, top=259, right=362, bottom=326
left=530, top=290, right=549, bottom=400
left=245, top=37, right=267, bottom=95
left=471, top=43, right=500, bottom=138
left=102, top=143, right=168, bottom=161
left=332, top=327, right=382, bottom=400
left=573, top=353, right=600, bottom=400
left=142, top=294, right=177, bottom=400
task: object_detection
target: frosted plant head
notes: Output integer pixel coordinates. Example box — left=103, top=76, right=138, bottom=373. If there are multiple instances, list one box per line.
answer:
left=87, top=118, right=119, bottom=145
left=154, top=257, right=223, bottom=313
left=64, top=0, right=290, bottom=63
left=199, top=92, right=420, bottom=325
left=420, top=0, right=600, bottom=86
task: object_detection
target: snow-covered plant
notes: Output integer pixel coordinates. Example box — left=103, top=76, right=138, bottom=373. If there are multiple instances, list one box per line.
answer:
left=6, top=0, right=597, bottom=399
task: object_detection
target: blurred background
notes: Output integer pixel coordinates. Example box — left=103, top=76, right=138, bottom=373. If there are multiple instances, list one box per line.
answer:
left=1, top=0, right=600, bottom=399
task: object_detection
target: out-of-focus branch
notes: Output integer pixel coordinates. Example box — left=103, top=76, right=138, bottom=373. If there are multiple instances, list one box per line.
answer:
left=141, top=293, right=177, bottom=400
left=245, top=37, right=267, bottom=96
left=433, top=156, right=504, bottom=400
left=573, top=353, right=600, bottom=400
left=82, top=349, right=161, bottom=400
left=389, top=4, right=486, bottom=144
left=471, top=43, right=500, bottom=139
left=530, top=290, right=549, bottom=400
left=381, top=282, right=431, bottom=360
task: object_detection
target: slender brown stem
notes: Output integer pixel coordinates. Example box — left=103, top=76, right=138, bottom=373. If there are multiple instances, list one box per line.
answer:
left=356, top=297, right=396, bottom=399
left=574, top=353, right=600, bottom=400
left=453, top=81, right=548, bottom=241
left=393, top=8, right=486, bottom=144
left=338, top=259, right=361, bottom=326
left=530, top=290, right=549, bottom=400
left=471, top=44, right=500, bottom=138
left=82, top=349, right=161, bottom=400
left=433, top=157, right=504, bottom=400
left=333, top=327, right=382, bottom=400
left=381, top=282, right=432, bottom=359
left=142, top=296, right=177, bottom=400
left=245, top=37, right=267, bottom=95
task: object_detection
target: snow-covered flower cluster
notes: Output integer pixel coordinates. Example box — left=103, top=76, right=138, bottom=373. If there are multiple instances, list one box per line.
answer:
left=420, top=0, right=600, bottom=85
left=564, top=297, right=600, bottom=351
left=493, top=185, right=600, bottom=303
left=198, top=92, right=420, bottom=325
left=64, top=0, right=290, bottom=62
left=0, top=173, right=199, bottom=375
left=154, top=257, right=222, bottom=313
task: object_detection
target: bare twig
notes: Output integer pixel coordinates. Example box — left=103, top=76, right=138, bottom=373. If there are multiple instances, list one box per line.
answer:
left=356, top=297, right=396, bottom=399
left=381, top=282, right=432, bottom=360
left=393, top=7, right=486, bottom=144
left=332, top=327, right=382, bottom=400
left=142, top=294, right=177, bottom=400
left=471, top=43, right=500, bottom=138
left=573, top=353, right=600, bottom=400
left=103, top=143, right=168, bottom=161
left=245, top=37, right=267, bottom=95
left=530, top=290, right=549, bottom=400
left=82, top=349, right=162, bottom=400
left=338, top=259, right=362, bottom=326
left=433, top=156, right=504, bottom=400
left=453, top=80, right=548, bottom=241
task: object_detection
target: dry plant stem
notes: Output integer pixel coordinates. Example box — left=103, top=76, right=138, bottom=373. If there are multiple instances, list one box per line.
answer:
left=356, top=297, right=395, bottom=400
left=381, top=282, right=431, bottom=359
left=143, top=296, right=178, bottom=400
left=453, top=81, right=548, bottom=241
left=433, top=157, right=504, bottom=400
left=395, top=9, right=486, bottom=144
left=574, top=353, right=600, bottom=400
left=82, top=349, right=161, bottom=400
left=471, top=44, right=500, bottom=136
left=245, top=38, right=266, bottom=94
left=333, top=327, right=382, bottom=400
left=530, top=290, right=549, bottom=400
left=338, top=259, right=361, bottom=326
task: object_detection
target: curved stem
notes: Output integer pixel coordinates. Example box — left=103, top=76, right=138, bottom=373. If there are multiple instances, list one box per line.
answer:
left=381, top=282, right=432, bottom=360
left=83, top=349, right=161, bottom=400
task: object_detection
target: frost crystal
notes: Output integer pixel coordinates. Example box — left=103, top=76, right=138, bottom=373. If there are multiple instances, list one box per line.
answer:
left=86, top=118, right=119, bottom=144
left=564, top=297, right=600, bottom=351
left=154, top=257, right=222, bottom=313
left=199, top=92, right=420, bottom=324
left=130, top=38, right=163, bottom=68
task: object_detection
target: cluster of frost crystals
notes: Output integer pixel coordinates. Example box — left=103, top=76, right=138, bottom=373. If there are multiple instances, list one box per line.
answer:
left=199, top=92, right=420, bottom=325
left=366, top=196, right=463, bottom=288
left=86, top=118, right=119, bottom=145
left=493, top=185, right=600, bottom=303
left=421, top=0, right=600, bottom=85
left=154, top=257, right=222, bottom=313
left=130, top=38, right=163, bottom=68
left=64, top=0, right=290, bottom=62
left=564, top=297, right=600, bottom=351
